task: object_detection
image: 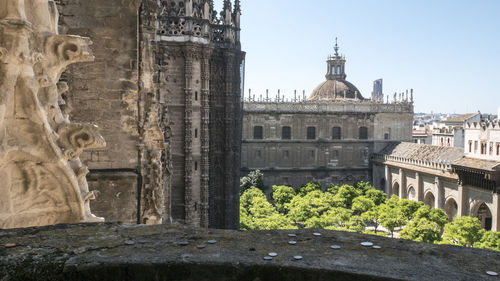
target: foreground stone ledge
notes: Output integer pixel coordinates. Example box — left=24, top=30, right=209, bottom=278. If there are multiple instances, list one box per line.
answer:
left=0, top=223, right=499, bottom=281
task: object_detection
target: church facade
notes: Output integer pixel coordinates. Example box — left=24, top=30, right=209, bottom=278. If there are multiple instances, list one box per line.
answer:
left=241, top=43, right=414, bottom=188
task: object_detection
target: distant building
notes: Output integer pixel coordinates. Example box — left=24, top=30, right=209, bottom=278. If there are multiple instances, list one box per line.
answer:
left=413, top=129, right=432, bottom=144
left=373, top=119, right=500, bottom=231
left=371, top=79, right=383, bottom=102
left=431, top=113, right=481, bottom=148
left=464, top=120, right=500, bottom=161
left=241, top=41, right=413, bottom=188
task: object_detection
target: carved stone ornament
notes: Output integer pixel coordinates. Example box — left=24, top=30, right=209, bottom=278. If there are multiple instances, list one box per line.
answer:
left=0, top=0, right=105, bottom=228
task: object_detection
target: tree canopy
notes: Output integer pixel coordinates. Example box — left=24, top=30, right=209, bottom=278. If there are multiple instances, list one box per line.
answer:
left=239, top=176, right=500, bottom=251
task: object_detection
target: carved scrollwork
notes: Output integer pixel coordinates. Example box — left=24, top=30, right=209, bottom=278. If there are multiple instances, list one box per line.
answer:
left=57, top=123, right=106, bottom=160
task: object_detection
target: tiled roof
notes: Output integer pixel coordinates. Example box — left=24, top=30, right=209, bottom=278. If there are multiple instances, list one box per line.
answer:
left=380, top=142, right=464, bottom=162
left=452, top=157, right=500, bottom=172
left=443, top=113, right=479, bottom=123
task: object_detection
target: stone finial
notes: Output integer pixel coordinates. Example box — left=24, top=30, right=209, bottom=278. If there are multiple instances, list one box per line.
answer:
left=410, top=89, right=414, bottom=103
left=0, top=0, right=105, bottom=229
left=234, top=0, right=241, bottom=13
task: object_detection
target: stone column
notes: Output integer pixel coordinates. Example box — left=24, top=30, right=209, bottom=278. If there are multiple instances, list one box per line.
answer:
left=492, top=194, right=500, bottom=231
left=399, top=168, right=405, bottom=199
left=457, top=183, right=467, bottom=216
left=200, top=48, right=212, bottom=228
left=183, top=48, right=194, bottom=225
left=415, top=172, right=423, bottom=202
left=435, top=177, right=444, bottom=209
left=385, top=165, right=392, bottom=197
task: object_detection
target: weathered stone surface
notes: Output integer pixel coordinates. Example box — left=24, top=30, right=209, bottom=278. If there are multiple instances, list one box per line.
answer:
left=1, top=223, right=499, bottom=281
left=56, top=0, right=166, bottom=225
left=0, top=0, right=104, bottom=229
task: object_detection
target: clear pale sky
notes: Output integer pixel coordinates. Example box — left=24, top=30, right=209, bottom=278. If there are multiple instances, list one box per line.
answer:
left=216, top=0, right=500, bottom=114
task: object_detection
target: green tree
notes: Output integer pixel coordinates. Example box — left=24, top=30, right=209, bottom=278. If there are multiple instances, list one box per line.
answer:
left=286, top=190, right=342, bottom=223
left=355, top=181, right=375, bottom=195
left=304, top=207, right=352, bottom=229
left=333, top=184, right=362, bottom=208
left=400, top=218, right=442, bottom=243
left=476, top=231, right=500, bottom=251
left=240, top=188, right=295, bottom=230
left=326, top=184, right=340, bottom=195
left=346, top=216, right=367, bottom=233
left=414, top=206, right=449, bottom=228
left=271, top=185, right=296, bottom=213
left=240, top=187, right=266, bottom=211
left=361, top=205, right=383, bottom=233
left=240, top=170, right=265, bottom=193
left=442, top=216, right=485, bottom=247
left=352, top=196, right=375, bottom=215
left=364, top=188, right=387, bottom=206
left=297, top=181, right=322, bottom=196
left=398, top=199, right=424, bottom=221
left=240, top=205, right=252, bottom=230
left=378, top=203, right=407, bottom=238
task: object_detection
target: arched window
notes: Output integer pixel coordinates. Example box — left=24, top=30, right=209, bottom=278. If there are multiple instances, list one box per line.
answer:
left=469, top=141, right=473, bottom=153
left=497, top=143, right=500, bottom=155
left=384, top=133, right=390, bottom=140
left=332, top=127, right=341, bottom=140
left=337, top=66, right=341, bottom=74
left=282, top=126, right=291, bottom=140
left=359, top=127, right=368, bottom=139
left=253, top=126, right=263, bottom=139
left=307, top=127, right=316, bottom=140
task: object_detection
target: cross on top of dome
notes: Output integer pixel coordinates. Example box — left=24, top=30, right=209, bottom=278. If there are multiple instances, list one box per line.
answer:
left=334, top=37, right=339, bottom=57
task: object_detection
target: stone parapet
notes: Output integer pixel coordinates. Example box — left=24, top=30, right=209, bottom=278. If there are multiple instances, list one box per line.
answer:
left=243, top=101, right=413, bottom=114
left=373, top=153, right=455, bottom=172
left=1, top=223, right=500, bottom=281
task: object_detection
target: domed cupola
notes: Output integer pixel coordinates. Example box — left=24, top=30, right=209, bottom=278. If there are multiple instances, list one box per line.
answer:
left=308, top=39, right=364, bottom=101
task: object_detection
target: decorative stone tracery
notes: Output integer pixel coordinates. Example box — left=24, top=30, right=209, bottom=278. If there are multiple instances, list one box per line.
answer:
left=0, top=0, right=104, bottom=228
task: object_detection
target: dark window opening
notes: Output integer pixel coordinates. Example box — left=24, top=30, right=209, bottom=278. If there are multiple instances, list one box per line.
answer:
left=283, top=150, right=289, bottom=159
left=194, top=128, right=198, bottom=138
left=253, top=126, right=263, bottom=139
left=194, top=161, right=198, bottom=171
left=481, top=142, right=487, bottom=155
left=469, top=141, right=473, bottom=153
left=282, top=126, right=291, bottom=140
left=359, top=127, right=368, bottom=139
left=332, top=127, right=341, bottom=140
left=307, top=127, right=316, bottom=140
left=497, top=144, right=499, bottom=155
left=384, top=133, right=390, bottom=140
left=310, top=150, right=315, bottom=158
left=195, top=91, right=198, bottom=101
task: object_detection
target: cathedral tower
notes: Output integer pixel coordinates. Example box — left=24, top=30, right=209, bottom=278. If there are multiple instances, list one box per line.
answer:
left=157, top=0, right=245, bottom=229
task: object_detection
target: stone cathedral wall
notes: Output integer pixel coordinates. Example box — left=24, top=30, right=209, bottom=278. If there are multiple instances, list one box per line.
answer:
left=56, top=0, right=164, bottom=224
